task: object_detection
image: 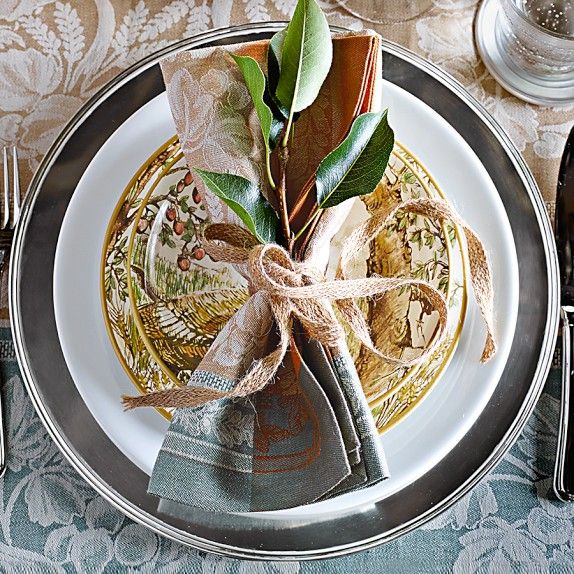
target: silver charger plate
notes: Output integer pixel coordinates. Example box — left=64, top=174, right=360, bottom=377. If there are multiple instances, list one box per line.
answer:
left=10, top=23, right=559, bottom=560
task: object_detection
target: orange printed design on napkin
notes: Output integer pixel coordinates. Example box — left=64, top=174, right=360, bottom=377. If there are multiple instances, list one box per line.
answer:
left=285, top=34, right=382, bottom=236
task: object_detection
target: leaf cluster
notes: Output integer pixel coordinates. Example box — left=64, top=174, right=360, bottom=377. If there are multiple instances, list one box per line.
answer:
left=194, top=0, right=395, bottom=250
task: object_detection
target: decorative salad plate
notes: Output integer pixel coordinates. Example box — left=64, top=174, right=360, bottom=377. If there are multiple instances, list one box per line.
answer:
left=103, top=137, right=466, bottom=433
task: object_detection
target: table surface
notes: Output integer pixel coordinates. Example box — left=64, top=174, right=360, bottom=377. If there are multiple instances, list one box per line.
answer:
left=0, top=1, right=572, bottom=571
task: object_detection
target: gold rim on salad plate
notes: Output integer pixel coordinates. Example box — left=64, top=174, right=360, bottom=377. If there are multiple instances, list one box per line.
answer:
left=100, top=135, right=180, bottom=421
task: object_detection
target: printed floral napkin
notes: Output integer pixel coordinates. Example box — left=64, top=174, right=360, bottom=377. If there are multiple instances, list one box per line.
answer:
left=148, top=31, right=389, bottom=513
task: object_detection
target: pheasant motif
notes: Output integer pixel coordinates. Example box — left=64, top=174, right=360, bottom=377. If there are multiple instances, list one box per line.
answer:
left=138, top=287, right=249, bottom=372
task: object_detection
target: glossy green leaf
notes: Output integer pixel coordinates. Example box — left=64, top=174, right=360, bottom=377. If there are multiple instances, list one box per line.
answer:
left=193, top=169, right=279, bottom=244
left=275, top=0, right=332, bottom=140
left=266, top=30, right=289, bottom=119
left=231, top=54, right=282, bottom=187
left=316, top=110, right=395, bottom=209
left=267, top=30, right=284, bottom=95
left=269, top=29, right=285, bottom=77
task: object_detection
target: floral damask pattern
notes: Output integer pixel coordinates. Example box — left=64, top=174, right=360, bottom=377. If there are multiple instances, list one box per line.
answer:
left=0, top=0, right=362, bottom=188
left=0, top=0, right=572, bottom=571
left=0, top=336, right=569, bottom=572
left=409, top=2, right=574, bottom=214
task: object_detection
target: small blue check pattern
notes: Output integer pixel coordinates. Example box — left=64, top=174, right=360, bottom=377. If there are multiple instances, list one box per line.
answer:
left=0, top=328, right=570, bottom=573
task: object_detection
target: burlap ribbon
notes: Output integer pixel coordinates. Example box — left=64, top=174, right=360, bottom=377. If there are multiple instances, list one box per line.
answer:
left=122, top=197, right=495, bottom=410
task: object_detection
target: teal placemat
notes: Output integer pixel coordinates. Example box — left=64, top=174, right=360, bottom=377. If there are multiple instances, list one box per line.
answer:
left=0, top=329, right=569, bottom=573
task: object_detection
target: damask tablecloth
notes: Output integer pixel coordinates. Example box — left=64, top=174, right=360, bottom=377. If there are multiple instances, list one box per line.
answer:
left=0, top=1, right=572, bottom=572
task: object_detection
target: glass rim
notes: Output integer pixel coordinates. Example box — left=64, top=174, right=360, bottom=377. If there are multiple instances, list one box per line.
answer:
left=502, top=0, right=574, bottom=42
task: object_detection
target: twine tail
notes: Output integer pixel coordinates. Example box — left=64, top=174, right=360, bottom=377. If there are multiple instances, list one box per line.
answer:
left=121, top=386, right=227, bottom=410
left=229, top=345, right=288, bottom=399
left=336, top=196, right=496, bottom=364
left=463, top=226, right=496, bottom=362
left=399, top=198, right=497, bottom=363
left=121, top=298, right=293, bottom=410
left=229, top=298, right=292, bottom=397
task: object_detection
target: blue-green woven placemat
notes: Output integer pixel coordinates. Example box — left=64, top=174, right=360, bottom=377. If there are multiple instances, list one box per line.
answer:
left=0, top=327, right=569, bottom=573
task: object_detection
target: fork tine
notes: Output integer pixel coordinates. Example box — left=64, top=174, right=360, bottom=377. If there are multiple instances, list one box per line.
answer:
left=1, top=148, right=8, bottom=230
left=11, top=147, right=20, bottom=229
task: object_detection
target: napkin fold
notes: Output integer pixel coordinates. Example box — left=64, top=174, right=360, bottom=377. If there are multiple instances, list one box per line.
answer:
left=149, top=31, right=389, bottom=512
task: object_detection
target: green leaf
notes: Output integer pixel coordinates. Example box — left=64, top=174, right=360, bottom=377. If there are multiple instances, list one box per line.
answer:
left=231, top=54, right=282, bottom=189
left=266, top=29, right=301, bottom=124
left=275, top=0, right=332, bottom=142
left=267, top=30, right=289, bottom=120
left=403, top=171, right=416, bottom=184
left=269, top=30, right=285, bottom=84
left=438, top=275, right=449, bottom=294
left=315, top=110, right=395, bottom=209
left=193, top=169, right=279, bottom=244
left=411, top=229, right=422, bottom=249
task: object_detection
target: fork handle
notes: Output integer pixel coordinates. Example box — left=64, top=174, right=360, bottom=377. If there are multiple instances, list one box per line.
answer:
left=0, top=250, right=7, bottom=478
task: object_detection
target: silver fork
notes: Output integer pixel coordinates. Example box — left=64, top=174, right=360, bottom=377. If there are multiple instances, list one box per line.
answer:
left=0, top=147, right=20, bottom=478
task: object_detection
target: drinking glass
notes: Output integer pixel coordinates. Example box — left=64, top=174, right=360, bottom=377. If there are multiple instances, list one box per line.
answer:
left=335, top=0, right=433, bottom=24
left=476, top=0, right=574, bottom=105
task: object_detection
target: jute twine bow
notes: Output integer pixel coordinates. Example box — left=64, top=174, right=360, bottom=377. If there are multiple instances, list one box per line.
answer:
left=122, top=197, right=495, bottom=410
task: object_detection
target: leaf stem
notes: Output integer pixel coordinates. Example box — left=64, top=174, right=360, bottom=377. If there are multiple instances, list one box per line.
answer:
left=277, top=145, right=293, bottom=252
left=293, top=205, right=321, bottom=242
left=266, top=152, right=276, bottom=190
left=282, top=110, right=295, bottom=148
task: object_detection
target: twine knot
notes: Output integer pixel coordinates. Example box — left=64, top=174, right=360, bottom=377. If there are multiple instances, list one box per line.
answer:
left=245, top=242, right=346, bottom=348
